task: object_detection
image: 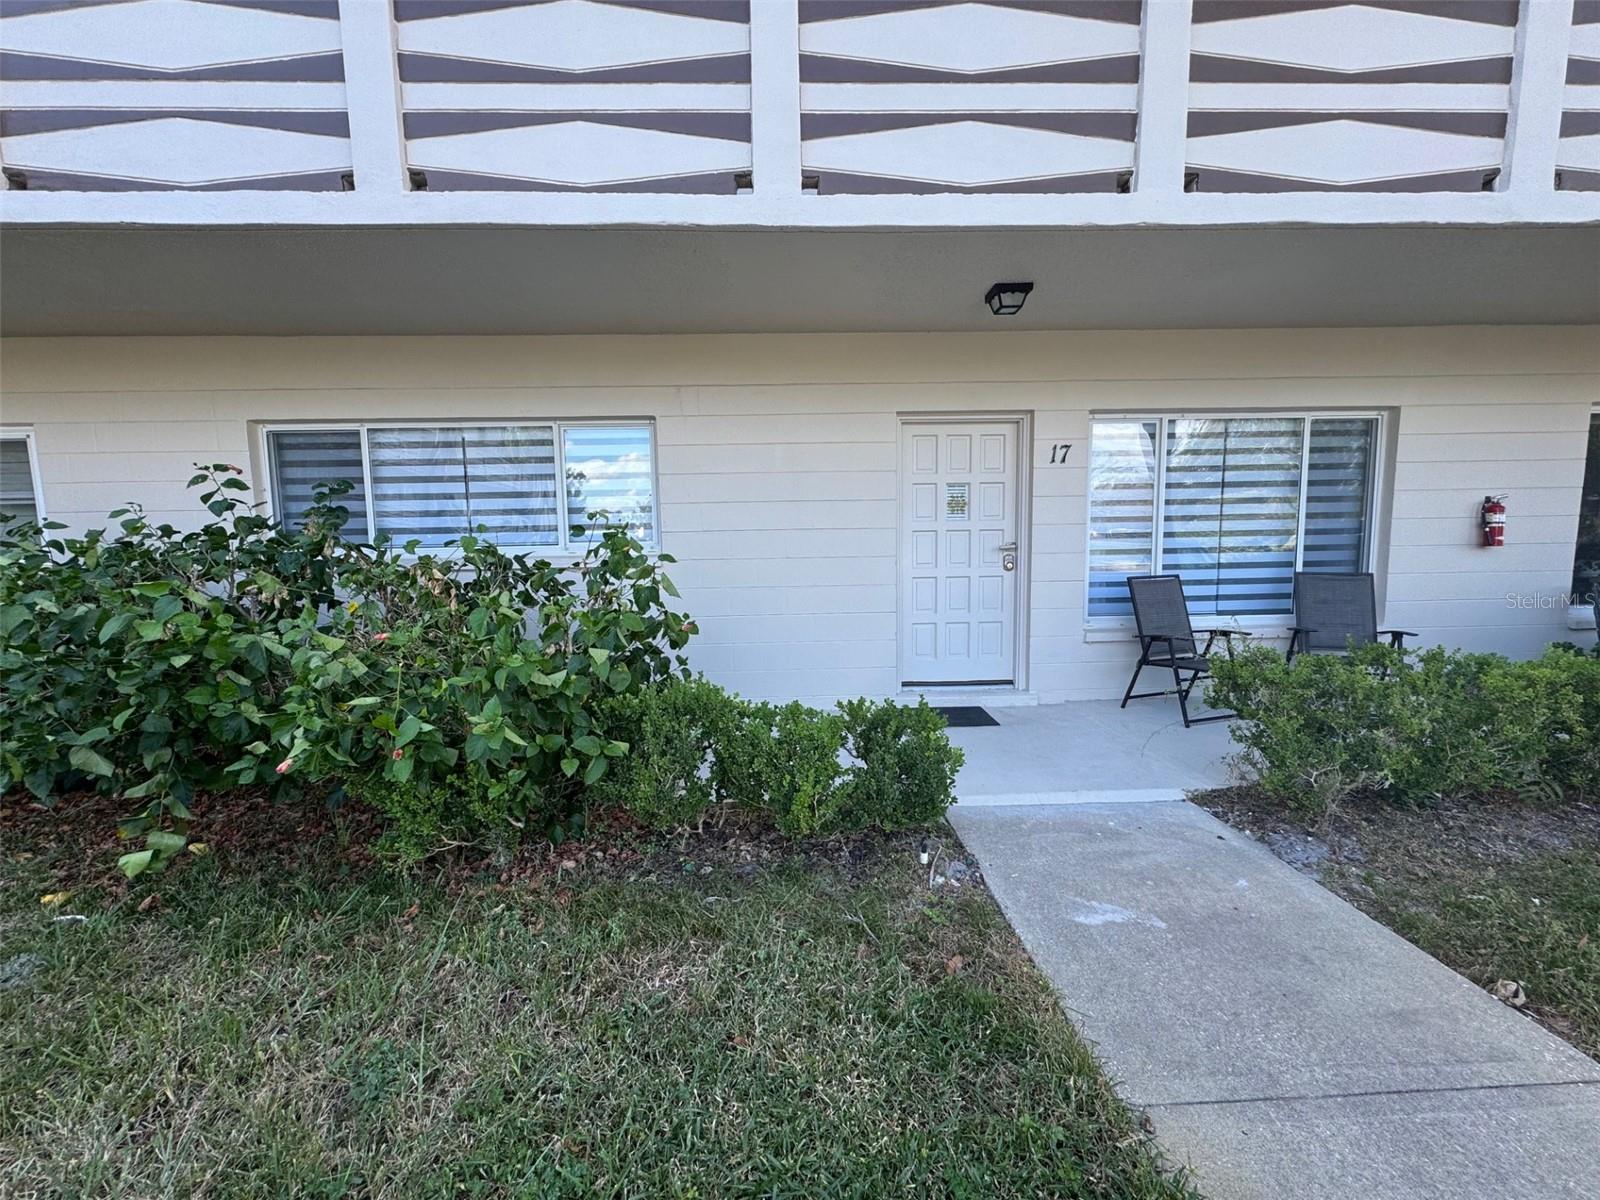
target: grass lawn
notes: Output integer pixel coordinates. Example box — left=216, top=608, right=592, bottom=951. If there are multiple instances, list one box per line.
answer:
left=1, top=797, right=1195, bottom=1199
left=1199, top=791, right=1600, bottom=1060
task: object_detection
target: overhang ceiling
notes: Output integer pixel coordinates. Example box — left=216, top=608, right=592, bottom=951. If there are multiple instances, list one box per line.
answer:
left=1, top=224, right=1596, bottom=337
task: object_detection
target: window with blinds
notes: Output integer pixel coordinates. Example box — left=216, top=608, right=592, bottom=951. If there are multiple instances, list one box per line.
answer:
left=1087, top=414, right=1380, bottom=620
left=266, top=429, right=364, bottom=534
left=266, top=422, right=656, bottom=551
left=1086, top=420, right=1159, bottom=619
left=562, top=424, right=655, bottom=544
left=1303, top=418, right=1377, bottom=575
left=0, top=435, right=40, bottom=526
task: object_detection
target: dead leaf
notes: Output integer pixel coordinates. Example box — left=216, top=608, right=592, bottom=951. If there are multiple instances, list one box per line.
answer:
left=400, top=903, right=420, bottom=921
left=945, top=955, right=965, bottom=976
left=186, top=843, right=210, bottom=856
left=137, top=893, right=161, bottom=913
left=40, top=891, right=72, bottom=908
left=731, top=1034, right=750, bottom=1048
left=1491, top=979, right=1527, bottom=1007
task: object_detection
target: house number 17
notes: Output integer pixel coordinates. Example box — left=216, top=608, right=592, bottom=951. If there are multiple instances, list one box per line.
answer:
left=1047, top=443, right=1073, bottom=464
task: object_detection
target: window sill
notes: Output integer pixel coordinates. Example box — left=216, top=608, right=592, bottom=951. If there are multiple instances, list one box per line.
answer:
left=354, top=541, right=661, bottom=567
left=1082, top=619, right=1294, bottom=644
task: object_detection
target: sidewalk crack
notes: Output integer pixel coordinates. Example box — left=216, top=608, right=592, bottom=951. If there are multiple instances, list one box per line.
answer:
left=1144, top=1077, right=1600, bottom=1110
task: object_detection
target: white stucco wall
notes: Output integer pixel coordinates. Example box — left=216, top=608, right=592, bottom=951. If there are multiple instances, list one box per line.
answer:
left=1, top=328, right=1594, bottom=704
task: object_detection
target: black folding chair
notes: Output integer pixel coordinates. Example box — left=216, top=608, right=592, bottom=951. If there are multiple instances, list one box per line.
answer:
left=1287, top=572, right=1416, bottom=663
left=1120, top=574, right=1250, bottom=728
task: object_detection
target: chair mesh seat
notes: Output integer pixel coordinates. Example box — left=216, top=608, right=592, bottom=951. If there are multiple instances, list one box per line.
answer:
left=1152, top=655, right=1210, bottom=673
left=1294, top=572, right=1377, bottom=652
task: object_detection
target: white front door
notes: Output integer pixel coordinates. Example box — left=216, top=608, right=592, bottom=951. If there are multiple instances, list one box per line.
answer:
left=899, top=420, right=1020, bottom=686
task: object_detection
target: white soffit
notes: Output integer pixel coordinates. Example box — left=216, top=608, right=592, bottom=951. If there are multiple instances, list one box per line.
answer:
left=2, top=226, right=1597, bottom=337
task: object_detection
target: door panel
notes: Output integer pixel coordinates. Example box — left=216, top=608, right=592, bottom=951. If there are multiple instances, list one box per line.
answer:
left=900, top=420, right=1019, bottom=686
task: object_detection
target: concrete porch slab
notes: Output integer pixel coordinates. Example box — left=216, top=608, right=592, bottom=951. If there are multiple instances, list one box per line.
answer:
left=949, top=801, right=1600, bottom=1199
left=946, top=700, right=1236, bottom=806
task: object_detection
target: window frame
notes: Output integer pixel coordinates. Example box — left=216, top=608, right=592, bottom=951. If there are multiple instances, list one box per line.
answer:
left=0, top=427, right=47, bottom=525
left=1574, top=406, right=1600, bottom=605
left=1084, top=409, right=1387, bottom=630
left=257, top=418, right=661, bottom=556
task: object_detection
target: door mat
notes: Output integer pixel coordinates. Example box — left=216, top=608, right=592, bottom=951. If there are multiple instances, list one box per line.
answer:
left=934, top=706, right=1000, bottom=728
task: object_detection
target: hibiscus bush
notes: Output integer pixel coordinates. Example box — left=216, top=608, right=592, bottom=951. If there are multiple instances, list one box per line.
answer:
left=0, top=467, right=344, bottom=873
left=276, top=523, right=693, bottom=856
left=0, top=465, right=691, bottom=871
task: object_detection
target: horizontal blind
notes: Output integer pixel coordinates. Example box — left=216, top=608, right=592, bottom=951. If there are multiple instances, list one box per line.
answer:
left=1302, top=418, right=1376, bottom=574
left=1087, top=420, right=1158, bottom=618
left=562, top=424, right=655, bottom=544
left=1162, top=418, right=1304, bottom=617
left=0, top=438, right=38, bottom=524
left=267, top=429, right=365, bottom=536
left=368, top=425, right=558, bottom=548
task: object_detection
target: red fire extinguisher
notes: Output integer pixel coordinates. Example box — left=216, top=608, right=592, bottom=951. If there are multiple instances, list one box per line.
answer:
left=1481, top=494, right=1507, bottom=547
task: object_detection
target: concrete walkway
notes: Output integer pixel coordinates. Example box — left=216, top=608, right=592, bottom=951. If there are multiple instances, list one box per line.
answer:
left=946, top=700, right=1234, bottom=807
left=950, top=801, right=1600, bottom=1199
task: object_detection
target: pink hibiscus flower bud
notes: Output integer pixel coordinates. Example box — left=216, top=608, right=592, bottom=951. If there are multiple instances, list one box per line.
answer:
left=373, top=632, right=391, bottom=643
left=275, top=758, right=294, bottom=775
left=392, top=748, right=405, bottom=761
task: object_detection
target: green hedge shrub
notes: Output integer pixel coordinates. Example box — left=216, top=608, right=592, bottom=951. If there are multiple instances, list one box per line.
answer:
left=590, top=675, right=731, bottom=829
left=748, top=701, right=849, bottom=836
left=837, top=697, right=965, bottom=830
left=594, top=681, right=961, bottom=836
left=1209, top=642, right=1600, bottom=813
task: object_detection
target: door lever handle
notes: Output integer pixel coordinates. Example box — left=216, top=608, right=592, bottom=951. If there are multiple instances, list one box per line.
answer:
left=999, top=541, right=1018, bottom=572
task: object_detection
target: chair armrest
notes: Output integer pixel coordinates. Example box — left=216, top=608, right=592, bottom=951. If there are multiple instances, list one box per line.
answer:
left=1378, top=629, right=1418, bottom=647
left=1288, top=625, right=1317, bottom=634
left=1196, top=628, right=1252, bottom=639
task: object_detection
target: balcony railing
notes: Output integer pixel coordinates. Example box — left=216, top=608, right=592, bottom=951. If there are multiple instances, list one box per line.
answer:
left=0, top=0, right=1595, bottom=224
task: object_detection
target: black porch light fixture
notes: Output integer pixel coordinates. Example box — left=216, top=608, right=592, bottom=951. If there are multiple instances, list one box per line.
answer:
left=985, top=281, right=1033, bottom=316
